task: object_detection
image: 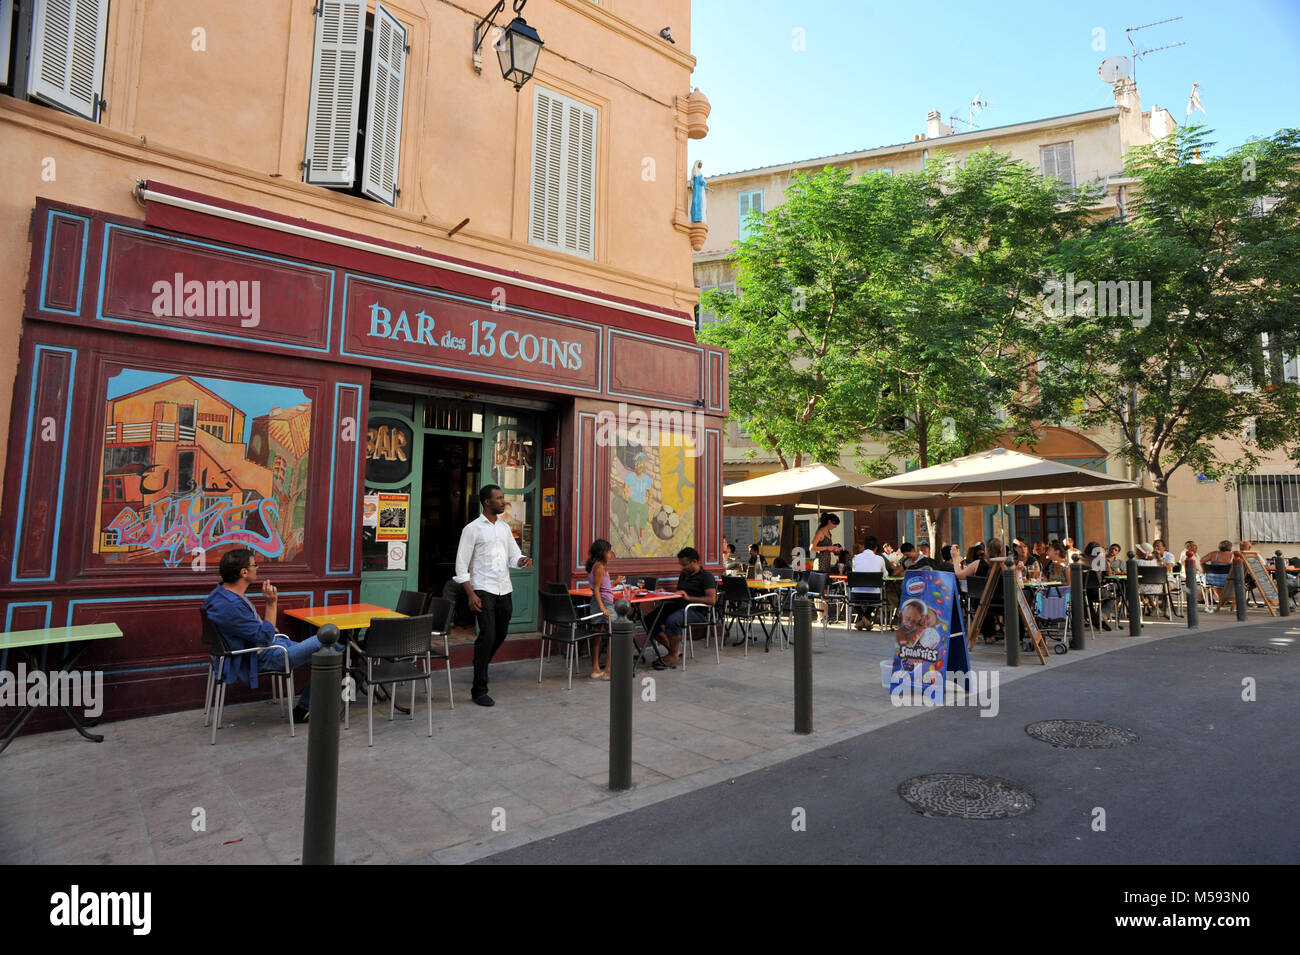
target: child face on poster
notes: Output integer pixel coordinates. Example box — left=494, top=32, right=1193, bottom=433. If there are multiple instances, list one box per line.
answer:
left=898, top=600, right=925, bottom=643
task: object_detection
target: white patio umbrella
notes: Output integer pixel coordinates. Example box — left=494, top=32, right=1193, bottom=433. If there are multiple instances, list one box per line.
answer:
left=863, top=448, right=1140, bottom=544
left=724, top=463, right=931, bottom=510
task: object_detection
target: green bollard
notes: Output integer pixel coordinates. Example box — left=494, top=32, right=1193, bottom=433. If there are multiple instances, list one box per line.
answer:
left=302, top=624, right=342, bottom=865
left=1070, top=554, right=1086, bottom=650
left=1275, top=551, right=1290, bottom=618
left=793, top=582, right=813, bottom=735
left=1185, top=559, right=1199, bottom=630
left=608, top=599, right=633, bottom=791
left=1003, top=557, right=1020, bottom=667
left=1127, top=553, right=1141, bottom=636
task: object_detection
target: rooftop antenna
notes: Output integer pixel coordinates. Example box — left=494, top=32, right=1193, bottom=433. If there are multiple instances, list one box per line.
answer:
left=949, top=93, right=991, bottom=131
left=1125, top=16, right=1187, bottom=85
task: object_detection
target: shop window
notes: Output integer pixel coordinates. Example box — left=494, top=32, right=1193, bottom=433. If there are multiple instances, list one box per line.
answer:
left=1, top=0, right=108, bottom=121
left=530, top=86, right=597, bottom=258
left=303, top=0, right=408, bottom=206
left=424, top=399, right=483, bottom=434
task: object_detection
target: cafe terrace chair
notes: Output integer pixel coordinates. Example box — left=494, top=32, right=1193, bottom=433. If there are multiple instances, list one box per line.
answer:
left=679, top=601, right=723, bottom=669
left=721, top=575, right=778, bottom=656
left=424, top=596, right=456, bottom=710
left=538, top=591, right=606, bottom=690
left=199, top=608, right=296, bottom=745
left=396, top=589, right=432, bottom=617
left=846, top=572, right=886, bottom=631
left=357, top=615, right=436, bottom=747
left=804, top=571, right=842, bottom=644
left=1137, top=565, right=1176, bottom=620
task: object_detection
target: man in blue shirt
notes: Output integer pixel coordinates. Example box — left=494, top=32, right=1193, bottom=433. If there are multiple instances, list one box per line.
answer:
left=203, top=548, right=338, bottom=723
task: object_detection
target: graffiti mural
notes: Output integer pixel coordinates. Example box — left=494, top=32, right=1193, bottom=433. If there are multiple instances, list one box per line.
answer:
left=609, top=436, right=695, bottom=559
left=96, top=370, right=311, bottom=567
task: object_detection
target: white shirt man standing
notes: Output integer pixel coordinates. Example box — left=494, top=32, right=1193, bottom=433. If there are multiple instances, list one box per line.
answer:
left=454, top=484, right=533, bottom=706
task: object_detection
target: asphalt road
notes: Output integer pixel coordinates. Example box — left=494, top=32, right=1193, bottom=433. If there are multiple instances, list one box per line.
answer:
left=481, top=621, right=1300, bottom=864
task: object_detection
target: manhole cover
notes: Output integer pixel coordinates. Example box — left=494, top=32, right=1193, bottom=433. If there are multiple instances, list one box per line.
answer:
left=897, top=773, right=1035, bottom=819
left=1208, top=644, right=1286, bottom=655
left=1025, top=720, right=1139, bottom=748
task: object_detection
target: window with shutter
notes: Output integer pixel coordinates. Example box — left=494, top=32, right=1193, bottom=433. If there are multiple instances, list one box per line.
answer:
left=738, top=190, right=763, bottom=240
left=1, top=0, right=14, bottom=87
left=26, top=0, right=107, bottom=121
left=1039, top=142, right=1075, bottom=189
left=530, top=86, right=597, bottom=258
left=360, top=2, right=406, bottom=206
left=304, top=0, right=365, bottom=187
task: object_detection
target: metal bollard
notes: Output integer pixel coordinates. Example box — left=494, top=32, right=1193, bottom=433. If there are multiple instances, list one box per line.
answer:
left=302, top=624, right=342, bottom=865
left=1070, top=554, right=1085, bottom=650
left=1003, top=557, right=1020, bottom=667
left=1275, top=551, right=1291, bottom=618
left=608, top=599, right=633, bottom=791
left=793, top=582, right=813, bottom=735
left=1126, top=553, right=1141, bottom=636
left=1233, top=561, right=1248, bottom=622
left=1185, top=558, right=1199, bottom=630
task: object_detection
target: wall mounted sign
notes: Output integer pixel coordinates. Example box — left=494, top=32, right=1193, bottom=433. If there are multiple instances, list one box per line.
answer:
left=376, top=492, right=409, bottom=541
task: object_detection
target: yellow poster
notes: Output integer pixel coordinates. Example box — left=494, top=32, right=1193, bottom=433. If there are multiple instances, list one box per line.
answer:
left=376, top=492, right=410, bottom=541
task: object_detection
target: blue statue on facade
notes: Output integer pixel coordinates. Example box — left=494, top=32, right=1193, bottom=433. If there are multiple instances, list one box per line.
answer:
left=689, top=160, right=707, bottom=223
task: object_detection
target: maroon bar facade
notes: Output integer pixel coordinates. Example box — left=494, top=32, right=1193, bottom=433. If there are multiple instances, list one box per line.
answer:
left=1, top=189, right=727, bottom=726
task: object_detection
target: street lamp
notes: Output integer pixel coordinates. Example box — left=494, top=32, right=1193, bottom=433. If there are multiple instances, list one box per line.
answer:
left=473, top=0, right=544, bottom=91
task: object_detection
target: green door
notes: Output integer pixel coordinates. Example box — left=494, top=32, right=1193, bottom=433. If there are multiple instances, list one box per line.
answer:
left=486, top=411, right=540, bottom=632
left=360, top=396, right=421, bottom=609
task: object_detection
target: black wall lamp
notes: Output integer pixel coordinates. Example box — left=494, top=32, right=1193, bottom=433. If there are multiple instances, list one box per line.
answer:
left=473, top=0, right=544, bottom=90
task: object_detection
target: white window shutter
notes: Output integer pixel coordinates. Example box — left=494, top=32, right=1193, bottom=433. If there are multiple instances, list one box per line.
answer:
left=530, top=87, right=597, bottom=258
left=530, top=88, right=564, bottom=249
left=563, top=99, right=596, bottom=257
left=361, top=2, right=407, bottom=206
left=27, top=0, right=107, bottom=121
left=1058, top=142, right=1075, bottom=188
left=0, top=0, right=14, bottom=86
left=304, top=0, right=365, bottom=186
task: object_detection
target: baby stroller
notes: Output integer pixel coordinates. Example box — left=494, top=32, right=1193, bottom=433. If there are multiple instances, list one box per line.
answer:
left=1033, top=586, right=1071, bottom=656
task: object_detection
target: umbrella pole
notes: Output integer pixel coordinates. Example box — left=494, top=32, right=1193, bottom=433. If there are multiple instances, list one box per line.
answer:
left=1000, top=482, right=1007, bottom=548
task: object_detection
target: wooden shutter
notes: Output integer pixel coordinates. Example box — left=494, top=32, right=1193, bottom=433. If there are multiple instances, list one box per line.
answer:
left=0, top=0, right=13, bottom=86
left=361, top=2, right=407, bottom=206
left=304, top=0, right=365, bottom=187
left=738, top=191, right=762, bottom=239
left=27, top=0, right=107, bottom=121
left=1040, top=143, right=1075, bottom=189
left=530, top=87, right=596, bottom=258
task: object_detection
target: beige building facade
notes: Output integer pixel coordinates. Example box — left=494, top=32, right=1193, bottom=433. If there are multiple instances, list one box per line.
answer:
left=697, top=81, right=1299, bottom=560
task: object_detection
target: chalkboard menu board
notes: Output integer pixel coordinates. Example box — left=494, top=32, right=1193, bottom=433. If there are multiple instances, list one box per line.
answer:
left=1242, top=552, right=1279, bottom=616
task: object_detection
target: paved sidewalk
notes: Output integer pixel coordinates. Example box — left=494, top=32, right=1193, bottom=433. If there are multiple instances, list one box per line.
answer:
left=0, top=607, right=1286, bottom=864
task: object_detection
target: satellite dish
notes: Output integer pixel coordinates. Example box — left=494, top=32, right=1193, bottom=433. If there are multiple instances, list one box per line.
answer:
left=1099, top=55, right=1132, bottom=84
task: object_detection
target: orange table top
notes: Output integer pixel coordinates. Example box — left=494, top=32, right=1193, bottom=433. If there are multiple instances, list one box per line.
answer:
left=283, top=603, right=406, bottom=629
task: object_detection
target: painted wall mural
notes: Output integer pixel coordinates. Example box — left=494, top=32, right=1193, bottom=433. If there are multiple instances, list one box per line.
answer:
left=609, top=436, right=695, bottom=559
left=95, top=369, right=311, bottom=567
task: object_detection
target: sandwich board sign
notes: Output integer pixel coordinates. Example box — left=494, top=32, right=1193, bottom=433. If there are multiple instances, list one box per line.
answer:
left=889, top=569, right=972, bottom=702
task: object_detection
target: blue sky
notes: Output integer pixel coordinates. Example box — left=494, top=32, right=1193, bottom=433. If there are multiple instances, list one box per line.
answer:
left=688, top=0, right=1300, bottom=176
left=107, top=369, right=309, bottom=422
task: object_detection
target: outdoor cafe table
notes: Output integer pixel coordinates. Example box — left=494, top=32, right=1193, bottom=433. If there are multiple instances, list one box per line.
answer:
left=569, top=587, right=677, bottom=665
left=283, top=603, right=406, bottom=727
left=0, top=623, right=123, bottom=755
left=747, top=579, right=798, bottom=646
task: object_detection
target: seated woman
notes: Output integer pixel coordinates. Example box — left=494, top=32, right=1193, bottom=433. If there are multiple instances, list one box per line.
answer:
left=724, top=543, right=742, bottom=574
left=584, top=539, right=623, bottom=679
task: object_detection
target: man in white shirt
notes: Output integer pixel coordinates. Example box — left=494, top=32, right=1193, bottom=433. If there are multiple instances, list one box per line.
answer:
left=454, top=484, right=533, bottom=706
left=851, top=535, right=887, bottom=630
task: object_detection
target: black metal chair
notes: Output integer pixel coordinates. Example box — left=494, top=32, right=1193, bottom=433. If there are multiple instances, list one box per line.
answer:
left=396, top=589, right=432, bottom=617
left=538, top=591, right=606, bottom=689
left=721, top=575, right=778, bottom=655
left=424, top=596, right=456, bottom=709
left=967, top=574, right=1006, bottom=640
left=357, top=615, right=436, bottom=747
left=199, top=608, right=295, bottom=745
left=846, top=572, right=885, bottom=630
left=1137, top=565, right=1175, bottom=620
left=803, top=571, right=841, bottom=645
left=1083, top=569, right=1114, bottom=634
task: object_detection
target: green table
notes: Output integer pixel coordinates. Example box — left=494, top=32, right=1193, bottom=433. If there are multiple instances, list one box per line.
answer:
left=1, top=623, right=123, bottom=754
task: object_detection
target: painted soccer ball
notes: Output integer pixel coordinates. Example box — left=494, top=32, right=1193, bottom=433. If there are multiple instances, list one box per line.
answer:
left=652, top=504, right=679, bottom=540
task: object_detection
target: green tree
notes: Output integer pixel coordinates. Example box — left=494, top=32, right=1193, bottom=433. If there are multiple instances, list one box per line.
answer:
left=1036, top=126, right=1300, bottom=542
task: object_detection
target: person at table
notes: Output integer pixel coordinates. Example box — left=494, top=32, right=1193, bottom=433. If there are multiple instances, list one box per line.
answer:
left=1202, top=541, right=1237, bottom=608
left=1084, top=543, right=1116, bottom=630
left=454, top=484, right=535, bottom=707
left=937, top=544, right=982, bottom=584
left=1012, top=538, right=1039, bottom=577
left=1106, top=543, right=1125, bottom=574
left=851, top=535, right=887, bottom=630
left=724, top=543, right=742, bottom=574
left=654, top=547, right=717, bottom=667
left=1031, top=540, right=1047, bottom=563
left=810, top=513, right=840, bottom=572
left=1180, top=540, right=1203, bottom=575
left=203, top=548, right=340, bottom=724
left=584, top=538, right=622, bottom=679
left=1135, top=543, right=1166, bottom=614
left=746, top=543, right=765, bottom=579
left=1154, top=539, right=1176, bottom=570
left=1041, top=540, right=1072, bottom=583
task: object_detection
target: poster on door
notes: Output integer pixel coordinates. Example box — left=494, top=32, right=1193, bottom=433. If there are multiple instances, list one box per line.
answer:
left=376, top=492, right=410, bottom=541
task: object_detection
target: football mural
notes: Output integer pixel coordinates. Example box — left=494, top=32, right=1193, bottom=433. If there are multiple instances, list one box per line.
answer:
left=609, top=436, right=695, bottom=558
